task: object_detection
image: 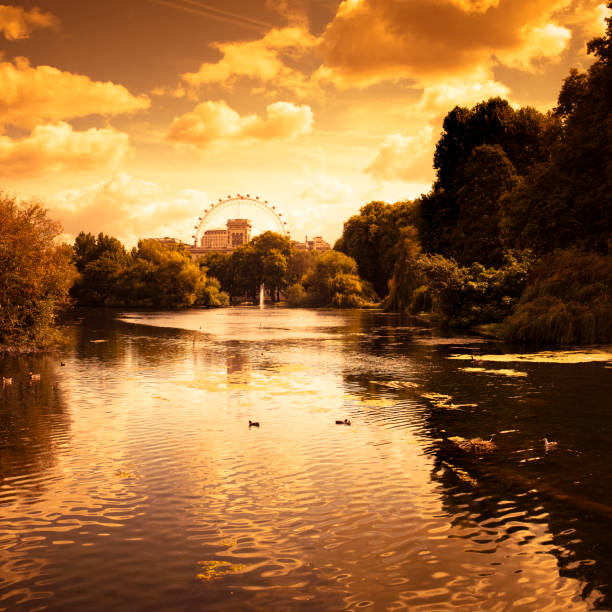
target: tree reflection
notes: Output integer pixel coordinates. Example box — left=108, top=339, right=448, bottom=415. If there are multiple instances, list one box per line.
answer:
left=0, top=352, right=70, bottom=491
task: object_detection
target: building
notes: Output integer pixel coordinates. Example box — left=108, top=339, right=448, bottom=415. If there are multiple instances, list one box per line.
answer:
left=226, top=218, right=252, bottom=247
left=201, top=229, right=228, bottom=250
left=188, top=218, right=252, bottom=258
left=291, top=235, right=331, bottom=252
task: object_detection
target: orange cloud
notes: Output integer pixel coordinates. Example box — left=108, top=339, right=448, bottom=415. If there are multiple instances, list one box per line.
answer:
left=182, top=26, right=317, bottom=96
left=365, top=127, right=435, bottom=183
left=0, top=57, right=150, bottom=129
left=50, top=173, right=207, bottom=246
left=0, top=4, right=58, bottom=40
left=0, top=123, right=129, bottom=177
left=167, top=100, right=313, bottom=147
left=318, top=0, right=576, bottom=88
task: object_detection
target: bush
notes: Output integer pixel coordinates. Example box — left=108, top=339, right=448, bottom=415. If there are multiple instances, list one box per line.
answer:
left=502, top=249, right=612, bottom=345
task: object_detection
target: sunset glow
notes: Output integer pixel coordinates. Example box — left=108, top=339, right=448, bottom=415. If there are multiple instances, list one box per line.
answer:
left=1, top=0, right=609, bottom=245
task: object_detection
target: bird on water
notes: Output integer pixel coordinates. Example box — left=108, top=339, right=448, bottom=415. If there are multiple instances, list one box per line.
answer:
left=543, top=437, right=558, bottom=451
left=249, top=420, right=260, bottom=427
left=335, top=419, right=351, bottom=426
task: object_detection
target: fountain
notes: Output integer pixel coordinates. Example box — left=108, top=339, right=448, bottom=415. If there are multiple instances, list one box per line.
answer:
left=259, top=284, right=264, bottom=308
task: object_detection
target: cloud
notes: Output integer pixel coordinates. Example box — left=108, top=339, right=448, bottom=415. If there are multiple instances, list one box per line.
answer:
left=300, top=173, right=354, bottom=204
left=318, top=0, right=576, bottom=88
left=365, top=127, right=435, bottom=183
left=0, top=4, right=59, bottom=40
left=167, top=100, right=313, bottom=147
left=49, top=173, right=207, bottom=247
left=418, top=69, right=511, bottom=114
left=0, top=122, right=129, bottom=178
left=0, top=57, right=150, bottom=129
left=181, top=26, right=317, bottom=96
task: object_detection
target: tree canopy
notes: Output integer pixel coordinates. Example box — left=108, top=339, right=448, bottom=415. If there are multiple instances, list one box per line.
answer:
left=0, top=194, right=75, bottom=346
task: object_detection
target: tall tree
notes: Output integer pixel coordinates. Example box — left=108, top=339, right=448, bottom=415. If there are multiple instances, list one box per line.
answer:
left=0, top=194, right=75, bottom=346
left=336, top=200, right=418, bottom=297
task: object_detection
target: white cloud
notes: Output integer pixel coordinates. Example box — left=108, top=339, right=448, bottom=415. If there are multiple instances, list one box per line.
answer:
left=365, top=128, right=435, bottom=183
left=167, top=100, right=313, bottom=148
left=50, top=173, right=208, bottom=247
left=0, top=57, right=150, bottom=129
left=181, top=26, right=318, bottom=96
left=0, top=123, right=129, bottom=178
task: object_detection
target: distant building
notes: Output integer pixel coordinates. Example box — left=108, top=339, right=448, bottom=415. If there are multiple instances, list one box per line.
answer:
left=291, top=235, right=331, bottom=252
left=188, top=218, right=252, bottom=257
left=153, top=237, right=183, bottom=245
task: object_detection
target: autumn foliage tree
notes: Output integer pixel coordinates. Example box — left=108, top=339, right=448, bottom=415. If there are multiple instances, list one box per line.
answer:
left=0, top=194, right=75, bottom=346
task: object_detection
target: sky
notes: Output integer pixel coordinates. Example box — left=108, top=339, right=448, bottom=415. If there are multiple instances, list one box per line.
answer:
left=0, top=0, right=609, bottom=246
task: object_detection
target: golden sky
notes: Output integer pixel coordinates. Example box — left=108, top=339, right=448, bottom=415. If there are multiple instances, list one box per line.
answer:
left=0, top=0, right=609, bottom=245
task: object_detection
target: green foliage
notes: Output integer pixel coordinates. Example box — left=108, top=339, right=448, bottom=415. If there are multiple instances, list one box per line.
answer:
left=503, top=7, right=612, bottom=254
left=289, top=250, right=376, bottom=308
left=71, top=232, right=128, bottom=306
left=502, top=249, right=612, bottom=345
left=387, top=238, right=533, bottom=328
left=451, top=144, right=518, bottom=267
left=0, top=194, right=76, bottom=346
left=336, top=200, right=418, bottom=297
left=72, top=236, right=228, bottom=308
left=421, top=98, right=557, bottom=258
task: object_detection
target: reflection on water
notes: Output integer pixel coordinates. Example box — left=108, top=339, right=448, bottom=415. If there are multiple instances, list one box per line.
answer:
left=1, top=308, right=611, bottom=610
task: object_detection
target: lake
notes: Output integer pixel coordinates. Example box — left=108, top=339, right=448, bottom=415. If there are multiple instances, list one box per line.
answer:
left=1, top=308, right=612, bottom=611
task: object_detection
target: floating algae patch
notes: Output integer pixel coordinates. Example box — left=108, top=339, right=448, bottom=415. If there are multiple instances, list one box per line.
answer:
left=442, top=460, right=478, bottom=487
left=459, top=367, right=528, bottom=377
left=344, top=393, right=399, bottom=408
left=360, top=398, right=399, bottom=408
left=421, top=392, right=477, bottom=410
left=197, top=560, right=245, bottom=581
left=449, top=436, right=496, bottom=453
left=448, top=349, right=612, bottom=364
left=371, top=380, right=420, bottom=390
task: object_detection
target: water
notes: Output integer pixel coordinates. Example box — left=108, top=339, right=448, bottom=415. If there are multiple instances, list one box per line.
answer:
left=1, top=308, right=612, bottom=611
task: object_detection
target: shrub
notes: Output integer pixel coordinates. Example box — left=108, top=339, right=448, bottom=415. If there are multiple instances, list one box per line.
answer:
left=502, top=249, right=612, bottom=345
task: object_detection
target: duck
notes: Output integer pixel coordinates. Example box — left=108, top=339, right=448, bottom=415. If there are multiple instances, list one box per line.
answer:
left=60, top=362, right=66, bottom=367
left=2, top=377, right=12, bottom=386
left=335, top=419, right=351, bottom=426
left=249, top=420, right=260, bottom=427
left=543, top=437, right=558, bottom=451
left=29, top=372, right=41, bottom=381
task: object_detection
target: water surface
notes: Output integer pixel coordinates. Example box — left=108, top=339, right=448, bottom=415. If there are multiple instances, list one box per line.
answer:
left=1, top=308, right=612, bottom=610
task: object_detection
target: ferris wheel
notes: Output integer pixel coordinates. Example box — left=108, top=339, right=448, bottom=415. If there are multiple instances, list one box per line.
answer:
left=192, top=194, right=289, bottom=246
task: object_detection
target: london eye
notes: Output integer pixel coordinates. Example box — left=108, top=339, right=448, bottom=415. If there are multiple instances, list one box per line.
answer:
left=192, top=194, right=289, bottom=246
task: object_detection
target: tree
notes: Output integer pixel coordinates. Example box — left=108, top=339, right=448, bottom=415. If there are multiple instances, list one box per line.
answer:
left=501, top=5, right=612, bottom=254
left=336, top=200, right=418, bottom=297
left=0, top=194, right=75, bottom=346
left=451, top=144, right=518, bottom=267
left=293, top=250, right=376, bottom=307
left=117, top=239, right=228, bottom=308
left=421, top=98, right=555, bottom=257
left=71, top=232, right=128, bottom=305
left=262, top=249, right=288, bottom=302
